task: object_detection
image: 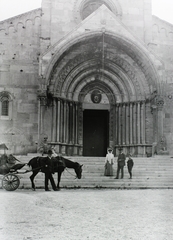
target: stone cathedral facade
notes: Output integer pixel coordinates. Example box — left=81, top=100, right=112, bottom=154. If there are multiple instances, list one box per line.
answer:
left=0, top=0, right=173, bottom=156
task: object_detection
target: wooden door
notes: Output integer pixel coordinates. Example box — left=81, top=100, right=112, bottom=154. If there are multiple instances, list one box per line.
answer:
left=83, top=110, right=109, bottom=156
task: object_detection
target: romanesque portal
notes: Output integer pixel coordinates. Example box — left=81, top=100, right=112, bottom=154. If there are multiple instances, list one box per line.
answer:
left=38, top=33, right=160, bottom=156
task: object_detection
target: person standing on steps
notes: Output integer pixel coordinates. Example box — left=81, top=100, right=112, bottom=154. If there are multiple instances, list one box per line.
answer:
left=115, top=148, right=126, bottom=179
left=127, top=154, right=134, bottom=179
left=104, top=147, right=114, bottom=176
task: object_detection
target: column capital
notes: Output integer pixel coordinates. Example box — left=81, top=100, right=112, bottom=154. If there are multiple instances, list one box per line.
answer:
left=37, top=90, right=47, bottom=106
left=150, top=92, right=164, bottom=112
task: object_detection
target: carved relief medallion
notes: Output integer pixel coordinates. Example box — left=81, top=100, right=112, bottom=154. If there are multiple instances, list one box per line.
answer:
left=91, top=90, right=102, bottom=103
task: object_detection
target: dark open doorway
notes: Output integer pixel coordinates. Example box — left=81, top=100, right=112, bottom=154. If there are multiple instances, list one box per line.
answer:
left=83, top=110, right=109, bottom=156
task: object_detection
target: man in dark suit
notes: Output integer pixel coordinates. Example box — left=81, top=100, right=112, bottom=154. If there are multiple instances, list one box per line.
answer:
left=42, top=150, right=58, bottom=191
left=115, top=148, right=126, bottom=179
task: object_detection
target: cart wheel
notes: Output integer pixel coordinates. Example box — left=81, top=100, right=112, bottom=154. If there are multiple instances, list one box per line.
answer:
left=2, top=173, right=20, bottom=191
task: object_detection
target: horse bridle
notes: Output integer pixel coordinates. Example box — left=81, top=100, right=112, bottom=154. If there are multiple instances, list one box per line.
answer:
left=64, top=164, right=82, bottom=179
left=65, top=168, right=77, bottom=179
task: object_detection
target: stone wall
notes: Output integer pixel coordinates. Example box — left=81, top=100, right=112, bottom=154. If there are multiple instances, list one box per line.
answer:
left=150, top=16, right=173, bottom=154
left=0, top=9, right=41, bottom=154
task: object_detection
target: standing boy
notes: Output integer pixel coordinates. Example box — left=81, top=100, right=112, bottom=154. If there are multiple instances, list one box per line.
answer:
left=127, top=154, right=134, bottom=179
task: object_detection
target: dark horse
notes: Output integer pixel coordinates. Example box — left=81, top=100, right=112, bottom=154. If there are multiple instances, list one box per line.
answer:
left=27, top=155, right=83, bottom=190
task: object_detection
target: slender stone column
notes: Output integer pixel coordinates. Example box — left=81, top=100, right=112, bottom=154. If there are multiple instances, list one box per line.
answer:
left=115, top=105, right=118, bottom=145
left=52, top=98, right=57, bottom=142
left=129, top=103, right=133, bottom=144
left=137, top=101, right=141, bottom=144
left=75, top=103, right=79, bottom=145
left=126, top=103, right=130, bottom=145
left=78, top=103, right=83, bottom=148
left=157, top=106, right=164, bottom=139
left=118, top=104, right=122, bottom=144
left=62, top=101, right=65, bottom=143
left=72, top=103, right=76, bottom=144
left=141, top=101, right=146, bottom=144
left=59, top=100, right=64, bottom=142
left=38, top=95, right=47, bottom=137
left=66, top=101, right=69, bottom=143
left=63, top=101, right=67, bottom=143
left=156, top=98, right=165, bottom=153
left=122, top=104, right=126, bottom=145
left=133, top=103, right=137, bottom=144
left=38, top=99, right=41, bottom=138
left=56, top=99, right=61, bottom=142
left=69, top=102, right=73, bottom=144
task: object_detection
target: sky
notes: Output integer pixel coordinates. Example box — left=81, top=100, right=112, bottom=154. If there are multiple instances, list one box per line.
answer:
left=0, top=0, right=173, bottom=24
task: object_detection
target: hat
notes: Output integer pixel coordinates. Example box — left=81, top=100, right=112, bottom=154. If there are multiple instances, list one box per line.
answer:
left=47, top=150, right=53, bottom=155
left=118, top=147, right=123, bottom=151
left=107, top=147, right=112, bottom=151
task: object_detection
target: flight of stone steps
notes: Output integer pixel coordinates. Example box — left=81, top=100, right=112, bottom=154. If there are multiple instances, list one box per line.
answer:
left=1, top=154, right=173, bottom=190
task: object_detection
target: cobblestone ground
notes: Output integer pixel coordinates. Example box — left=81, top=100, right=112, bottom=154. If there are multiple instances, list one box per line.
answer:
left=0, top=189, right=173, bottom=240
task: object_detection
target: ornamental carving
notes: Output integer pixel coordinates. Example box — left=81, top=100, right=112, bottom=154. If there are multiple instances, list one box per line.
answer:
left=53, top=52, right=146, bottom=100
left=150, top=91, right=164, bottom=112
left=91, top=90, right=102, bottom=103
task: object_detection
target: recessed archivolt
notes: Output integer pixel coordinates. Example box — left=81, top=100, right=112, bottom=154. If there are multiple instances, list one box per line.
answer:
left=51, top=51, right=147, bottom=102
left=71, top=74, right=125, bottom=103
left=47, top=32, right=160, bottom=104
left=45, top=31, right=160, bottom=92
left=64, top=66, right=134, bottom=102
left=54, top=63, right=129, bottom=102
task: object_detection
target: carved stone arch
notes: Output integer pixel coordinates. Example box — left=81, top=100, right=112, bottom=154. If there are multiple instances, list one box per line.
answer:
left=45, top=30, right=162, bottom=103
left=0, top=91, right=13, bottom=119
left=73, top=0, right=122, bottom=23
left=8, top=26, right=16, bottom=35
left=34, top=16, right=41, bottom=26
left=25, top=19, right=33, bottom=25
left=17, top=22, right=25, bottom=29
left=103, top=31, right=161, bottom=90
left=0, top=91, right=13, bottom=101
left=54, top=57, right=130, bottom=102
left=51, top=51, right=145, bottom=102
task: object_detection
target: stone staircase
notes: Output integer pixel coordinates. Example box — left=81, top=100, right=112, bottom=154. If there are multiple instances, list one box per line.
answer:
left=1, top=154, right=173, bottom=190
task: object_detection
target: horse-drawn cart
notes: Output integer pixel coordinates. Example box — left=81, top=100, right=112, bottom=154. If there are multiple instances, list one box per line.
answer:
left=0, top=149, right=83, bottom=191
left=0, top=154, right=27, bottom=191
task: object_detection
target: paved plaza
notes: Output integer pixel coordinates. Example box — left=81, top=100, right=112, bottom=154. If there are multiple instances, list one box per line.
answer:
left=0, top=189, right=173, bottom=240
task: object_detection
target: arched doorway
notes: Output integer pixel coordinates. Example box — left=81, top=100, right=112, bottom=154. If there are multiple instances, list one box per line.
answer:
left=38, top=31, right=162, bottom=156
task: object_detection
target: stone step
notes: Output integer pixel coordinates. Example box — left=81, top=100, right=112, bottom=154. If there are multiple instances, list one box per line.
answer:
left=0, top=155, right=173, bottom=190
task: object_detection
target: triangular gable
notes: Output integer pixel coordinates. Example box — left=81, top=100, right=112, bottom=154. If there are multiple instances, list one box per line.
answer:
left=76, top=4, right=143, bottom=46
left=41, top=4, right=162, bottom=79
left=42, top=4, right=144, bottom=57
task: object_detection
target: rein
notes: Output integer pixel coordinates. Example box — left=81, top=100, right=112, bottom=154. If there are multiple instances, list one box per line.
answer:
left=64, top=168, right=77, bottom=179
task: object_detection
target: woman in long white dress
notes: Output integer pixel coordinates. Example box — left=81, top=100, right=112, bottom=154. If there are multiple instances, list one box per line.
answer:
left=104, top=148, right=114, bottom=176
